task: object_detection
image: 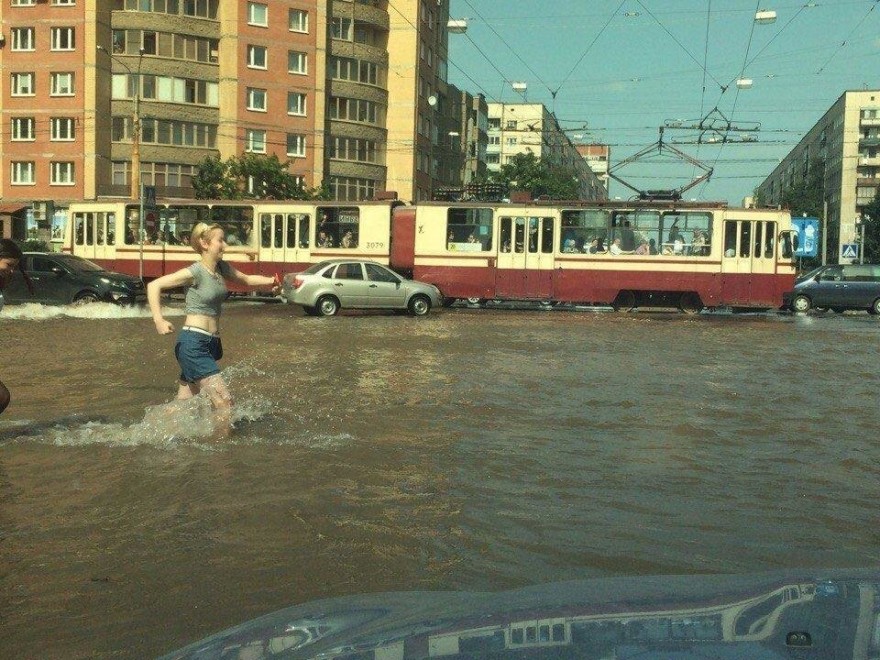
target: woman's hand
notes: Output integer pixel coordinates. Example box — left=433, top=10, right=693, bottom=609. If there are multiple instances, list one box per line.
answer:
left=154, top=318, right=175, bottom=335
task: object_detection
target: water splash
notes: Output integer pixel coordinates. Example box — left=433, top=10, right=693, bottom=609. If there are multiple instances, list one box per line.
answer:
left=0, top=302, right=184, bottom=321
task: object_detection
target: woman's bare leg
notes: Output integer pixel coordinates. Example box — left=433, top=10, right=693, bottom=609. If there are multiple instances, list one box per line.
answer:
left=176, top=381, right=199, bottom=400
left=198, top=374, right=233, bottom=438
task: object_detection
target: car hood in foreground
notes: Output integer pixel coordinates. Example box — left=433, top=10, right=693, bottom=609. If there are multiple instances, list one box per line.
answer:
left=159, top=568, right=879, bottom=659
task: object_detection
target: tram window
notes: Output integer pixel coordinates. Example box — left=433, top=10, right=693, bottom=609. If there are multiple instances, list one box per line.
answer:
left=447, top=207, right=493, bottom=251
left=213, top=205, right=253, bottom=247
left=162, top=206, right=212, bottom=247
left=74, top=213, right=85, bottom=245
left=96, top=213, right=104, bottom=245
left=753, top=221, right=763, bottom=258
left=722, top=221, right=735, bottom=256
left=540, top=217, right=553, bottom=253
left=286, top=214, right=297, bottom=248
left=318, top=206, right=360, bottom=249
left=739, top=222, right=752, bottom=258
left=125, top=208, right=139, bottom=244
left=781, top=231, right=793, bottom=258
left=527, top=218, right=538, bottom=252
left=260, top=213, right=271, bottom=248
left=499, top=217, right=512, bottom=252
left=763, top=222, right=776, bottom=258
left=661, top=212, right=711, bottom=256
left=560, top=208, right=608, bottom=252
left=298, top=214, right=310, bottom=248
left=86, top=213, right=94, bottom=245
left=106, top=213, right=116, bottom=246
left=273, top=213, right=283, bottom=248
left=613, top=210, right=659, bottom=253
left=514, top=218, right=525, bottom=253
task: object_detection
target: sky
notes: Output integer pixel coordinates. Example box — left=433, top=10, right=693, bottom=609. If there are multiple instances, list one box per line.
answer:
left=443, top=0, right=880, bottom=204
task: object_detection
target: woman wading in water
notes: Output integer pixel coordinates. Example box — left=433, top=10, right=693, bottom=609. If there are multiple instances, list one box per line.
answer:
left=147, top=222, right=278, bottom=436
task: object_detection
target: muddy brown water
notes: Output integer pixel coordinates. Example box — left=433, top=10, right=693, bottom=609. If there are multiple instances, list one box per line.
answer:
left=1, top=301, right=877, bottom=658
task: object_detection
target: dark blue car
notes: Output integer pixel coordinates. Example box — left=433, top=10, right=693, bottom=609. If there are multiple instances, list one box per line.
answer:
left=783, top=264, right=880, bottom=314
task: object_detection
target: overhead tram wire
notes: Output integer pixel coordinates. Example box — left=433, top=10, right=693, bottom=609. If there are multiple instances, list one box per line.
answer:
left=815, top=0, right=879, bottom=73
left=552, top=0, right=627, bottom=107
left=458, top=0, right=556, bottom=105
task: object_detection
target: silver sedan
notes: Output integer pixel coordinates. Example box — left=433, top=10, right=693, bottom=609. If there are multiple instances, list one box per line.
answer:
left=282, top=259, right=443, bottom=316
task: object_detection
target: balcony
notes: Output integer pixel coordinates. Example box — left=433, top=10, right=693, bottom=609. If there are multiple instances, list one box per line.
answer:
left=859, top=156, right=880, bottom=167
left=334, top=0, right=389, bottom=30
left=860, top=117, right=880, bottom=127
left=859, top=137, right=880, bottom=148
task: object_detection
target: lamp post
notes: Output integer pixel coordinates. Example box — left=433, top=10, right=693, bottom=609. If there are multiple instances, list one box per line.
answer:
left=98, top=45, right=145, bottom=278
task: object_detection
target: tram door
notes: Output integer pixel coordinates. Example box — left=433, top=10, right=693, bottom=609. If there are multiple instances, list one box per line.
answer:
left=72, top=211, right=117, bottom=263
left=257, top=212, right=311, bottom=275
left=721, top=219, right=776, bottom=304
left=496, top=216, right=554, bottom=299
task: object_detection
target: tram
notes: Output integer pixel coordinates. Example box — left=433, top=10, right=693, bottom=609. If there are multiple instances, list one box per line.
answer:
left=63, top=197, right=797, bottom=311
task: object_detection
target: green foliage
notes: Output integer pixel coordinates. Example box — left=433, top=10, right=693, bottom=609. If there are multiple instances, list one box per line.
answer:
left=861, top=192, right=880, bottom=263
left=193, top=154, right=324, bottom=200
left=489, top=152, right=581, bottom=200
left=21, top=239, right=50, bottom=252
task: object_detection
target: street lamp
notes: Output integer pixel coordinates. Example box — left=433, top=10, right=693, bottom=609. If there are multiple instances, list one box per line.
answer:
left=98, top=45, right=145, bottom=278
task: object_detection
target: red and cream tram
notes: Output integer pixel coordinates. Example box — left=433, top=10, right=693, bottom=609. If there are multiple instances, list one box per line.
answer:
left=63, top=197, right=796, bottom=311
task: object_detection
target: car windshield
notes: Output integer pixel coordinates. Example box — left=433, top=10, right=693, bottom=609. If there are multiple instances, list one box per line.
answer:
left=796, top=266, right=824, bottom=282
left=56, top=256, right=105, bottom=273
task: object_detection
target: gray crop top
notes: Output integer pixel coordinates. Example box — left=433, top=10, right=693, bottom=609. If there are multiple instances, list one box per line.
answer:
left=184, top=260, right=232, bottom=317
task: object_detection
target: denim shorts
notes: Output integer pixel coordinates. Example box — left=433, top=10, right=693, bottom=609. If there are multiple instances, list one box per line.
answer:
left=175, top=327, right=223, bottom=384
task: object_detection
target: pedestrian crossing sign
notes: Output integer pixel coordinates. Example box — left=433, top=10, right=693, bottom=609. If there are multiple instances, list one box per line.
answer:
left=841, top=243, right=858, bottom=259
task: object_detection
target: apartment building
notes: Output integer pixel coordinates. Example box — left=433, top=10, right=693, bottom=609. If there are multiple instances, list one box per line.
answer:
left=755, top=89, right=880, bottom=260
left=0, top=0, right=452, bottom=238
left=486, top=103, right=606, bottom=201
left=575, top=143, right=610, bottom=195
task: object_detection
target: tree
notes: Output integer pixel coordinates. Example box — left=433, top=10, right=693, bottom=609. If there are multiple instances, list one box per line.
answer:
left=861, top=191, right=880, bottom=263
left=193, top=154, right=325, bottom=200
left=489, top=152, right=581, bottom=200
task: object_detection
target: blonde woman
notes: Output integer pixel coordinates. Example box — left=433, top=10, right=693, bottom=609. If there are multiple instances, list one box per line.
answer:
left=147, top=222, right=279, bottom=436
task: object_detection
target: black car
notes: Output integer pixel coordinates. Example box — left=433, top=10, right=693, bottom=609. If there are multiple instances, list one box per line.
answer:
left=783, top=263, right=880, bottom=314
left=2, top=252, right=145, bottom=305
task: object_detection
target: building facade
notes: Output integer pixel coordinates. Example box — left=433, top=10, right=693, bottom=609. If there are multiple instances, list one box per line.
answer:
left=755, top=89, right=880, bottom=260
left=486, top=103, right=606, bottom=201
left=575, top=143, right=610, bottom=195
left=0, top=0, right=455, bottom=238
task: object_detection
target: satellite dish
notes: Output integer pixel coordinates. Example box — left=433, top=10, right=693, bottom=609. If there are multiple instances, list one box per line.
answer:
left=427, top=95, right=437, bottom=107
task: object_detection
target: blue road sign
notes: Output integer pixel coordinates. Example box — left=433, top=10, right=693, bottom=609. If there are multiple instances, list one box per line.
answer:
left=791, top=217, right=819, bottom=257
left=841, top=243, right=858, bottom=260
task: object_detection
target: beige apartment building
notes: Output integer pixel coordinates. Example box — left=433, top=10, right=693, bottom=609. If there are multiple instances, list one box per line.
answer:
left=575, top=143, right=610, bottom=195
left=0, top=0, right=454, bottom=238
left=755, top=89, right=880, bottom=261
left=486, top=103, right=606, bottom=201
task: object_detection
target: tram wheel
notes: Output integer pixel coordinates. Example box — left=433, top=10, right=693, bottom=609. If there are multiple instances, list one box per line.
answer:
left=611, top=291, right=636, bottom=312
left=678, top=292, right=704, bottom=314
left=466, top=297, right=485, bottom=306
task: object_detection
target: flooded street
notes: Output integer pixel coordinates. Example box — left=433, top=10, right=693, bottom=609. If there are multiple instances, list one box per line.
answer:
left=1, top=302, right=878, bottom=658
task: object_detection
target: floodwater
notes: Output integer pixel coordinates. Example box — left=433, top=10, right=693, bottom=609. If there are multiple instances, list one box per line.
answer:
left=1, top=301, right=878, bottom=658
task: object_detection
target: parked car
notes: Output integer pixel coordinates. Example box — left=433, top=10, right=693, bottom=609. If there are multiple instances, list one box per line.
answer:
left=783, top=263, right=880, bottom=314
left=2, top=252, right=145, bottom=306
left=282, top=259, right=442, bottom=316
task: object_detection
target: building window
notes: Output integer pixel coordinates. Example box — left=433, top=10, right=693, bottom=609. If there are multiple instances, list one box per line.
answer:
left=288, top=51, right=307, bottom=75
left=506, top=137, right=517, bottom=146
left=11, top=73, right=35, bottom=96
left=51, top=117, right=76, bottom=141
left=247, top=45, right=267, bottom=69
left=245, top=129, right=266, bottom=153
left=247, top=2, right=268, bottom=26
left=50, top=72, right=75, bottom=96
left=287, top=92, right=306, bottom=116
left=50, top=27, right=75, bottom=51
left=52, top=0, right=77, bottom=5
left=246, top=87, right=267, bottom=111
left=11, top=117, right=36, bottom=141
left=506, top=120, right=517, bottom=130
left=11, top=28, right=35, bottom=51
left=51, top=162, right=75, bottom=185
left=289, top=8, right=308, bottom=32
left=331, top=17, right=352, bottom=40
left=286, top=133, right=306, bottom=157
left=11, top=0, right=36, bottom=5
left=11, top=162, right=35, bottom=185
